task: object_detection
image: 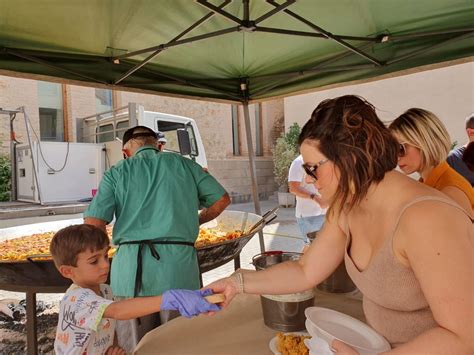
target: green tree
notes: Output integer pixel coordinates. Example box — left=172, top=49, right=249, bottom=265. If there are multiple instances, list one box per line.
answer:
left=273, top=123, right=301, bottom=191
left=0, top=155, right=11, bottom=201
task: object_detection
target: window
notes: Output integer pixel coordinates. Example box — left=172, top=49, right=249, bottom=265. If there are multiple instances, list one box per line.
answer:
left=37, top=81, right=64, bottom=141
left=95, top=88, right=113, bottom=113
left=96, top=124, right=114, bottom=143
left=231, top=104, right=240, bottom=155
left=156, top=120, right=198, bottom=156
left=116, top=121, right=129, bottom=140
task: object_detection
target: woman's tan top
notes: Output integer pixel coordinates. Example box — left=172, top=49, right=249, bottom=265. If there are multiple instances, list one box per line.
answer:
left=344, top=196, right=471, bottom=347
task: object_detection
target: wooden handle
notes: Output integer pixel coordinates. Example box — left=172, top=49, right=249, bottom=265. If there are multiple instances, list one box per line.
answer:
left=204, top=293, right=225, bottom=304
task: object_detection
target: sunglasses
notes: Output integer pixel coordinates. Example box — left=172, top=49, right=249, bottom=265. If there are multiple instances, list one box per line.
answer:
left=398, top=143, right=407, bottom=157
left=302, top=159, right=329, bottom=180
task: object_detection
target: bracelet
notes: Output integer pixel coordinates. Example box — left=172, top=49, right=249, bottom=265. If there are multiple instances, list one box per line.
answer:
left=232, top=272, right=244, bottom=294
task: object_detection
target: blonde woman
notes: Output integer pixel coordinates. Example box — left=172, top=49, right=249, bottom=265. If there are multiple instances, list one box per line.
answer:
left=389, top=108, right=473, bottom=215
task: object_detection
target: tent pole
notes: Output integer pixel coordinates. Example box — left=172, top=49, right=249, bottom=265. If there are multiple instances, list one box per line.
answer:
left=243, top=101, right=265, bottom=252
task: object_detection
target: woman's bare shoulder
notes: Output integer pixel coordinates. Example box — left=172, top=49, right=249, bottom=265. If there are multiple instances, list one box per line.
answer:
left=382, top=171, right=448, bottom=205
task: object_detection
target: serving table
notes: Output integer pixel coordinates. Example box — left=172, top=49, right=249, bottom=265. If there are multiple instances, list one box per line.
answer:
left=134, top=289, right=364, bottom=355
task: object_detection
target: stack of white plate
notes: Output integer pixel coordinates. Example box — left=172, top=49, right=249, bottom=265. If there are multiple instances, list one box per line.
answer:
left=304, top=307, right=391, bottom=355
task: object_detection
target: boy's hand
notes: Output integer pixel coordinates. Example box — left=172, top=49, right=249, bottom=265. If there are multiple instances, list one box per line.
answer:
left=105, top=345, right=126, bottom=355
left=161, top=289, right=221, bottom=318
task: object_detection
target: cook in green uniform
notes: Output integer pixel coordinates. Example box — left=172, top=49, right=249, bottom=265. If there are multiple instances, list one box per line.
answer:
left=84, top=126, right=230, bottom=350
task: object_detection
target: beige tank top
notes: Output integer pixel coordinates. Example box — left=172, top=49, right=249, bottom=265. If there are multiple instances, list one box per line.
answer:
left=344, top=196, right=472, bottom=347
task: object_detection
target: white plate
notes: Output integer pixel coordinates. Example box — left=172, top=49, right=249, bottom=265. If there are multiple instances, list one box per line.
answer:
left=269, top=331, right=310, bottom=355
left=305, top=307, right=390, bottom=354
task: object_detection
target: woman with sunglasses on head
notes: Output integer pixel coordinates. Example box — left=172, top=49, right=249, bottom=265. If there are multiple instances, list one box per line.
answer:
left=207, top=95, right=473, bottom=354
left=389, top=108, right=473, bottom=215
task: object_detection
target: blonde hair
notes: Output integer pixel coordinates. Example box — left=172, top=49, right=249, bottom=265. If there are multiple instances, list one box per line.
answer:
left=389, top=108, right=451, bottom=170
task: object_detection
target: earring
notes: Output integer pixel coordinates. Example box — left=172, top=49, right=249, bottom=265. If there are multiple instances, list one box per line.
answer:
left=349, top=180, right=356, bottom=194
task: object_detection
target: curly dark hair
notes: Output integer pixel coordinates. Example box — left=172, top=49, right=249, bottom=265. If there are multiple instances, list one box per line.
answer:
left=298, top=95, right=399, bottom=215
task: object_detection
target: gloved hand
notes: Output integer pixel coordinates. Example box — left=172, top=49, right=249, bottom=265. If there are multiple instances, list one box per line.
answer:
left=161, top=289, right=221, bottom=318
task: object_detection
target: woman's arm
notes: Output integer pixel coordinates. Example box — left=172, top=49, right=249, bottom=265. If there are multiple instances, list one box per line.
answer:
left=208, top=214, right=347, bottom=306
left=392, top=202, right=473, bottom=354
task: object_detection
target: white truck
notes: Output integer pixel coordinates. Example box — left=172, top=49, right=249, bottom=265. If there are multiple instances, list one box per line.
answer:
left=15, top=103, right=207, bottom=204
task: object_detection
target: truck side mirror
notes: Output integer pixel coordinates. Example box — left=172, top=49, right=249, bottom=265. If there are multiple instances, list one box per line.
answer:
left=177, top=129, right=192, bottom=156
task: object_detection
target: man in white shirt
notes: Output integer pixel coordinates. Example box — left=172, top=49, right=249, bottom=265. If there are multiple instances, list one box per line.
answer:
left=288, top=155, right=326, bottom=243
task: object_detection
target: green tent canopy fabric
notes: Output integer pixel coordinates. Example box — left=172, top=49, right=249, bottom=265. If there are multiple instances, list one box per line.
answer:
left=0, top=0, right=473, bottom=103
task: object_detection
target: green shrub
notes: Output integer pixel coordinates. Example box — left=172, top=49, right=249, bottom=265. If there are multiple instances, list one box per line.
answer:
left=0, top=155, right=11, bottom=201
left=273, top=123, right=301, bottom=190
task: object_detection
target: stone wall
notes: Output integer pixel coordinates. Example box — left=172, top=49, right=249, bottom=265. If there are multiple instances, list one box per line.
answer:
left=0, top=76, right=40, bottom=154
left=207, top=157, right=277, bottom=203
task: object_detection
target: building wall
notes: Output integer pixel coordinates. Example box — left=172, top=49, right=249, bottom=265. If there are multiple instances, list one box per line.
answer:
left=0, top=77, right=40, bottom=153
left=284, top=62, right=474, bottom=147
left=0, top=76, right=282, bottom=201
left=67, top=85, right=96, bottom=141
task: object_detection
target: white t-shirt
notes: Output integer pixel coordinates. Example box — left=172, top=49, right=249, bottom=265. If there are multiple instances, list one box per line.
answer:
left=288, top=155, right=325, bottom=218
left=55, top=284, right=116, bottom=355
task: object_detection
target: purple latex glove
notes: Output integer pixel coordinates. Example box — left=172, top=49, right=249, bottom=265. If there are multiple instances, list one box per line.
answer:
left=161, top=289, right=221, bottom=318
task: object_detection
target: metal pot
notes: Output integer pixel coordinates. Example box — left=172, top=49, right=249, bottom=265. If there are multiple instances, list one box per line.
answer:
left=307, top=230, right=356, bottom=293
left=252, top=251, right=315, bottom=332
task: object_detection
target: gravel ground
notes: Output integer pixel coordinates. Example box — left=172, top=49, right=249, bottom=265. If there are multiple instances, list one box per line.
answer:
left=0, top=303, right=58, bottom=354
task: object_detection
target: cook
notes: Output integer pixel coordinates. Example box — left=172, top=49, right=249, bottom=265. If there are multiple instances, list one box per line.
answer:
left=84, top=125, right=230, bottom=352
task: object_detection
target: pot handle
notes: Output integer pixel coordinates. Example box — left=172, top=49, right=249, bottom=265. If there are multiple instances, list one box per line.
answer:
left=246, top=206, right=279, bottom=235
left=26, top=254, right=51, bottom=263
left=261, top=250, right=283, bottom=255
left=251, top=250, right=284, bottom=266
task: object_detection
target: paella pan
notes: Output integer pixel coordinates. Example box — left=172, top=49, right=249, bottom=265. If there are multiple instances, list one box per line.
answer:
left=0, top=208, right=277, bottom=290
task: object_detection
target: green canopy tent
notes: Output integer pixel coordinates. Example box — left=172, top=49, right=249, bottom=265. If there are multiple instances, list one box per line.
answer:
left=0, top=2, right=473, bottom=353
left=1, top=0, right=473, bottom=248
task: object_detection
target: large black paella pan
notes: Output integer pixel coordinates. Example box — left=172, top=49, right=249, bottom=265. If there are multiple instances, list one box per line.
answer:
left=0, top=209, right=277, bottom=290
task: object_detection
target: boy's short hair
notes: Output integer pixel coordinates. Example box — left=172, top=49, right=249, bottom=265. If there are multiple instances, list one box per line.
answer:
left=50, top=224, right=109, bottom=268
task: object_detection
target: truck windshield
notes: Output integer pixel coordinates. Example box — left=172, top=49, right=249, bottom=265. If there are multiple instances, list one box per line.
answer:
left=157, top=120, right=198, bottom=156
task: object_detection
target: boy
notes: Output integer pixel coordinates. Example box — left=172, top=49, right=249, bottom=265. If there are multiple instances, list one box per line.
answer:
left=50, top=224, right=219, bottom=355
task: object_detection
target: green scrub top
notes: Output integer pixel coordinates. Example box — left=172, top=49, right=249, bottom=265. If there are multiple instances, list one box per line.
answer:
left=84, top=147, right=227, bottom=297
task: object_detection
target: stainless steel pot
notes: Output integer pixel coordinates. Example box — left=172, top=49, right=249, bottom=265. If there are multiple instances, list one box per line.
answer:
left=252, top=251, right=314, bottom=332
left=307, top=231, right=356, bottom=293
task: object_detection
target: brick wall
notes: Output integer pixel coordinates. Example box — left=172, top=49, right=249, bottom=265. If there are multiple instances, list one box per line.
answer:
left=0, top=76, right=40, bottom=154
left=0, top=76, right=281, bottom=200
left=207, top=157, right=277, bottom=203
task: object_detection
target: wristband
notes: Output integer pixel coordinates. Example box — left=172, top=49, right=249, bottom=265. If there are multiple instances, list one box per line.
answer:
left=232, top=272, right=244, bottom=294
